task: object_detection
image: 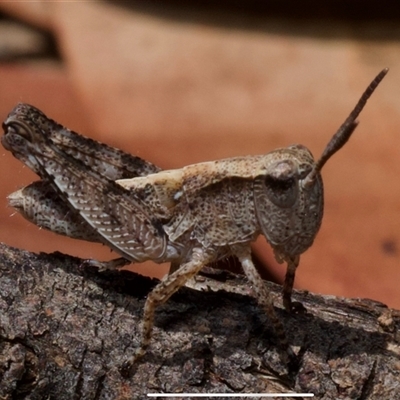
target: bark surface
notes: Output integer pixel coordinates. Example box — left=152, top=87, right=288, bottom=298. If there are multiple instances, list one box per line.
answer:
left=0, top=243, right=399, bottom=399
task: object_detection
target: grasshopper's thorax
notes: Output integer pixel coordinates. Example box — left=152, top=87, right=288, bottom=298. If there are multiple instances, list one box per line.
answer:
left=254, top=144, right=324, bottom=258
left=118, top=148, right=323, bottom=262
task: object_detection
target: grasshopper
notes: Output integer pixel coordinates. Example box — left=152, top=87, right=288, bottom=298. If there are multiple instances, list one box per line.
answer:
left=1, top=68, right=388, bottom=372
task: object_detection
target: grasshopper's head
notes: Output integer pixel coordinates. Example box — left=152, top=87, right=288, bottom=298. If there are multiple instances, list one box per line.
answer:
left=254, top=68, right=388, bottom=259
left=254, top=144, right=324, bottom=258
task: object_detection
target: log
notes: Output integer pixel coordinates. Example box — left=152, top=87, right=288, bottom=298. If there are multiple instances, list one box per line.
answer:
left=0, top=243, right=399, bottom=399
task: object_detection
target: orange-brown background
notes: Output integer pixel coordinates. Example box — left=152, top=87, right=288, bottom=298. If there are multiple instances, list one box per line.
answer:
left=0, top=2, right=399, bottom=308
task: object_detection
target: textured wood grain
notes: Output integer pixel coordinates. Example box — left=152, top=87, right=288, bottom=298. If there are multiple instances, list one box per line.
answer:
left=0, top=243, right=399, bottom=399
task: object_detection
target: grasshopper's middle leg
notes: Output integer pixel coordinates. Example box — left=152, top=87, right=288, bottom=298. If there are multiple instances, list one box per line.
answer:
left=126, top=248, right=212, bottom=367
left=235, top=246, right=294, bottom=365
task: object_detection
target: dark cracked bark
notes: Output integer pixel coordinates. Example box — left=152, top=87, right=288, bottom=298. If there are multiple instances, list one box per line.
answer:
left=0, top=242, right=399, bottom=399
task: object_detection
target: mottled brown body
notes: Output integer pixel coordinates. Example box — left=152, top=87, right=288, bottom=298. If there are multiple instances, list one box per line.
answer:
left=116, top=150, right=323, bottom=261
left=2, top=69, right=387, bottom=373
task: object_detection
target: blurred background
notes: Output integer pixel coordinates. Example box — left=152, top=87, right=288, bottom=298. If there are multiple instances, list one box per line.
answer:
left=0, top=1, right=400, bottom=308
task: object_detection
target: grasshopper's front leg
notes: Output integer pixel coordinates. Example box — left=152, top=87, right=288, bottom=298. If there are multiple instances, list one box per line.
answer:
left=282, top=255, right=301, bottom=312
left=272, top=252, right=301, bottom=313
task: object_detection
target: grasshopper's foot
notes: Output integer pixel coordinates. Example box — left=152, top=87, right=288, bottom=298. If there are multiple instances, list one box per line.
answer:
left=286, top=347, right=300, bottom=373
left=81, top=257, right=131, bottom=272
left=120, top=348, right=146, bottom=378
left=283, top=298, right=306, bottom=314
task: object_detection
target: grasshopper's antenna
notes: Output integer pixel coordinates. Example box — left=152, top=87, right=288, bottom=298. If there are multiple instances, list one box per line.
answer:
left=304, top=68, right=388, bottom=186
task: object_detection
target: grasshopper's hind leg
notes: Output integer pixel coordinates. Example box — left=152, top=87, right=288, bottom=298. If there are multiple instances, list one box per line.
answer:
left=9, top=181, right=132, bottom=272
left=168, top=261, right=180, bottom=274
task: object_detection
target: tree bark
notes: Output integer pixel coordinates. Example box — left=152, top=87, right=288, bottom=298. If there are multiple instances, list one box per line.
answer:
left=0, top=243, right=399, bottom=399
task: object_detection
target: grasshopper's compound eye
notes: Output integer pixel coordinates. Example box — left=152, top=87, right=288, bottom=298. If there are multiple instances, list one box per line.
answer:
left=263, top=160, right=299, bottom=208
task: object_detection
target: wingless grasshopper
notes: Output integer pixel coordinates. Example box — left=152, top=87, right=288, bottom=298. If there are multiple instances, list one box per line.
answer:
left=1, top=69, right=388, bottom=373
